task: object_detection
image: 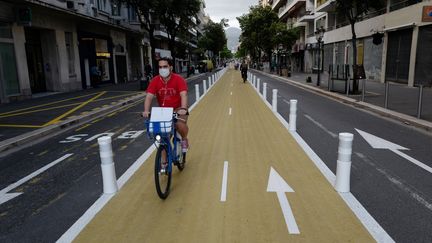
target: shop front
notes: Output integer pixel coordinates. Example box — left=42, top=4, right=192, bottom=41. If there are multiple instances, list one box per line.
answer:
left=78, top=31, right=114, bottom=88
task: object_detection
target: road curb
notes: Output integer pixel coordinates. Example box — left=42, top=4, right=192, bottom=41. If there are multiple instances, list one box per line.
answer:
left=0, top=93, right=146, bottom=155
left=257, top=70, right=432, bottom=133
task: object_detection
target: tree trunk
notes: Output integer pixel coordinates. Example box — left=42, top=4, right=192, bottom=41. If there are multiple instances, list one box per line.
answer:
left=350, top=21, right=358, bottom=93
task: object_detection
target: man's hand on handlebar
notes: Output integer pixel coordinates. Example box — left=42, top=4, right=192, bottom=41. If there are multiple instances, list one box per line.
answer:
left=142, top=111, right=150, bottom=118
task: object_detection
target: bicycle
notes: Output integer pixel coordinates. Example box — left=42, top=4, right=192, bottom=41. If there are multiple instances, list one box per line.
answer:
left=145, top=107, right=186, bottom=199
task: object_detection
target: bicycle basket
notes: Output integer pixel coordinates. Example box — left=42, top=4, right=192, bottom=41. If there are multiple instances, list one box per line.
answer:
left=145, top=120, right=173, bottom=139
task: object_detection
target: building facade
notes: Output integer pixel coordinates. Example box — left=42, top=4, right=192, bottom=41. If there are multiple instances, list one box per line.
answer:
left=272, top=0, right=432, bottom=87
left=0, top=0, right=147, bottom=103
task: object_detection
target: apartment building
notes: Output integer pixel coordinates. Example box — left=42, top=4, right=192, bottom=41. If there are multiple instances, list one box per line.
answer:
left=0, top=0, right=147, bottom=103
left=272, top=0, right=432, bottom=87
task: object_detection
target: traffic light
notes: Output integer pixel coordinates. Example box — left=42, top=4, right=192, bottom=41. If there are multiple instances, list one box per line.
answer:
left=17, top=7, right=32, bottom=26
left=372, top=32, right=384, bottom=45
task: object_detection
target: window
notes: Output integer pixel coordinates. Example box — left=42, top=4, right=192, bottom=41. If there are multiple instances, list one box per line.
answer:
left=65, top=32, right=75, bottom=75
left=97, top=0, right=106, bottom=11
left=111, top=1, right=121, bottom=16
left=128, top=5, right=138, bottom=22
left=0, top=23, right=12, bottom=39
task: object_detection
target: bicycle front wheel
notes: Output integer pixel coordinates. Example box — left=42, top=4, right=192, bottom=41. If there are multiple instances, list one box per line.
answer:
left=155, top=145, right=171, bottom=199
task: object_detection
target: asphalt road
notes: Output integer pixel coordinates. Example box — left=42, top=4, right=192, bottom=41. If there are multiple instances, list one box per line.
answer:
left=249, top=70, right=432, bottom=242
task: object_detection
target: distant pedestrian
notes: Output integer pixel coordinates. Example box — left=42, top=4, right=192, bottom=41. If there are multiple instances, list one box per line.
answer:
left=90, top=65, right=101, bottom=88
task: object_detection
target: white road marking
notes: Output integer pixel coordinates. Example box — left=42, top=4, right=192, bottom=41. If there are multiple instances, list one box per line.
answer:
left=356, top=129, right=432, bottom=174
left=304, top=114, right=338, bottom=138
left=0, top=153, right=73, bottom=205
left=229, top=108, right=232, bottom=115
left=220, top=161, right=229, bottom=202
left=231, top=92, right=232, bottom=95
left=267, top=167, right=299, bottom=234
left=355, top=152, right=432, bottom=212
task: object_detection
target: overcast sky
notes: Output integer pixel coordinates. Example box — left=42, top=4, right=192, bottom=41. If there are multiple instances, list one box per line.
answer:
left=204, top=0, right=258, bottom=29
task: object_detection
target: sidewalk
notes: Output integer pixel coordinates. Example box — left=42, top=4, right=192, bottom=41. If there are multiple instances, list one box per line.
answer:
left=0, top=72, right=205, bottom=154
left=256, top=70, right=432, bottom=132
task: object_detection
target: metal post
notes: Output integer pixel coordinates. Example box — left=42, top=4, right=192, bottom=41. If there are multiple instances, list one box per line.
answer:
left=334, top=133, right=354, bottom=193
left=361, top=78, right=366, bottom=102
left=98, top=136, right=118, bottom=194
left=195, top=84, right=200, bottom=101
left=257, top=78, right=260, bottom=93
left=317, top=40, right=321, bottom=86
left=203, top=80, right=207, bottom=94
left=289, top=99, right=297, bottom=132
left=417, top=84, right=424, bottom=119
left=208, top=77, right=212, bottom=87
left=208, top=78, right=211, bottom=89
left=384, top=82, right=389, bottom=109
left=272, top=89, right=278, bottom=112
left=263, top=83, right=267, bottom=100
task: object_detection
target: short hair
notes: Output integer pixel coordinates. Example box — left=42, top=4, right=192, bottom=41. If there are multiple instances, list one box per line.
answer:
left=158, top=57, right=173, bottom=66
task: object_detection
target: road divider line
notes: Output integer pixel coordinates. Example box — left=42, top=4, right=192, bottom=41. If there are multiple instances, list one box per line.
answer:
left=220, top=161, right=229, bottom=202
left=0, top=153, right=73, bottom=205
left=229, top=108, right=232, bottom=116
left=304, top=114, right=338, bottom=138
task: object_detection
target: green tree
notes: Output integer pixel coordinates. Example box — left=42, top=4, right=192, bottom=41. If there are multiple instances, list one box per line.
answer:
left=156, top=0, right=201, bottom=71
left=198, top=19, right=228, bottom=63
left=237, top=5, right=298, bottom=66
left=220, top=45, right=233, bottom=59
left=335, top=0, right=386, bottom=92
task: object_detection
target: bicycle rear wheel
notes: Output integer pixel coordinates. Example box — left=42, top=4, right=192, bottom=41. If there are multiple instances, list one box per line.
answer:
left=155, top=145, right=171, bottom=199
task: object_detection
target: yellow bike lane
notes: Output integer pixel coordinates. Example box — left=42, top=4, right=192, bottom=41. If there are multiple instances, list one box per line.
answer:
left=74, top=70, right=374, bottom=242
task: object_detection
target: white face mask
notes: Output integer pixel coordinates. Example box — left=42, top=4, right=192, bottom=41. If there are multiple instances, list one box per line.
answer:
left=159, top=68, right=170, bottom=78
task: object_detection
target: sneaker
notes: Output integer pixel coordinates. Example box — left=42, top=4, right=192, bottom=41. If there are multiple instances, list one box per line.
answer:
left=181, top=138, right=189, bottom=153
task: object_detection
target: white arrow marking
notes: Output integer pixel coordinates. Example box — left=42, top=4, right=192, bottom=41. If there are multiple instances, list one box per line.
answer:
left=0, top=153, right=73, bottom=205
left=356, top=129, right=432, bottom=174
left=267, top=167, right=300, bottom=234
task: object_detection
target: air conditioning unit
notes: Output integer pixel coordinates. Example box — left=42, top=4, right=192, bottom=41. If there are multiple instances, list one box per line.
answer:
left=66, top=1, right=77, bottom=11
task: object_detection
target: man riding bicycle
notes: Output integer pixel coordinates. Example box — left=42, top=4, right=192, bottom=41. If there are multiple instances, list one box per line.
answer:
left=142, top=57, right=189, bottom=152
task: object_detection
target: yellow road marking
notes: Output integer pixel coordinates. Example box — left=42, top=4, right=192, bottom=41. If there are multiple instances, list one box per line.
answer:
left=0, top=92, right=138, bottom=119
left=44, top=92, right=106, bottom=126
left=75, top=124, right=92, bottom=132
left=0, top=93, right=99, bottom=116
left=0, top=124, right=44, bottom=128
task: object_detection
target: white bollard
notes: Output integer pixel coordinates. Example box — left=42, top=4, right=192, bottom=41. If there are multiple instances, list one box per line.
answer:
left=253, top=76, right=256, bottom=86
left=289, top=100, right=297, bottom=132
left=208, top=78, right=211, bottom=89
left=203, top=80, right=207, bottom=94
left=257, top=78, right=260, bottom=92
left=263, top=83, right=267, bottom=100
left=98, top=136, right=118, bottom=194
left=334, top=133, right=354, bottom=193
left=195, top=84, right=200, bottom=101
left=272, top=89, right=278, bottom=112
left=208, top=77, right=212, bottom=87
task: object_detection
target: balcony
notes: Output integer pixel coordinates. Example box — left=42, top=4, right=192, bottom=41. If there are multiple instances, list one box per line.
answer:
left=272, top=0, right=287, bottom=11
left=278, top=0, right=306, bottom=19
left=315, top=0, right=336, bottom=13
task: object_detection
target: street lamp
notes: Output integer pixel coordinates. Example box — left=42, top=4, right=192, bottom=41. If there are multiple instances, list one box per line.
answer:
left=315, top=26, right=325, bottom=86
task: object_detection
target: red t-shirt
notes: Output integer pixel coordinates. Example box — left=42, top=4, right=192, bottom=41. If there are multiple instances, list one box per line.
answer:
left=146, top=73, right=188, bottom=108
